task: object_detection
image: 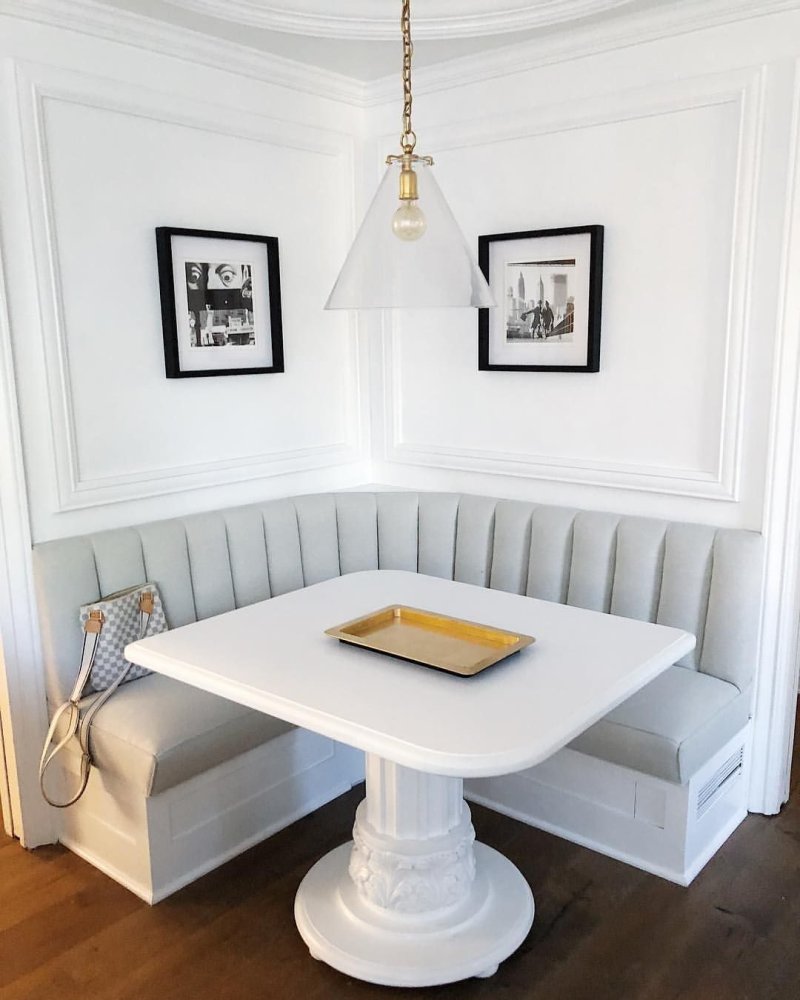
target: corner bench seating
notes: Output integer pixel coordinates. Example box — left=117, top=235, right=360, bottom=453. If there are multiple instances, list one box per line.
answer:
left=33, top=492, right=763, bottom=902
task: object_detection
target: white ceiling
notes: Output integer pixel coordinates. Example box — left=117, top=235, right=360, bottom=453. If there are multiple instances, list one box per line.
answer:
left=162, top=0, right=641, bottom=38
left=94, top=0, right=681, bottom=81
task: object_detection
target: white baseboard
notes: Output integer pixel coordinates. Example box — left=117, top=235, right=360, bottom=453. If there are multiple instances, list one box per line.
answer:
left=150, top=777, right=357, bottom=904
left=59, top=830, right=155, bottom=902
left=57, top=720, right=749, bottom=897
left=58, top=728, right=365, bottom=903
left=466, top=726, right=751, bottom=885
left=465, top=787, right=694, bottom=885
left=681, top=804, right=748, bottom=885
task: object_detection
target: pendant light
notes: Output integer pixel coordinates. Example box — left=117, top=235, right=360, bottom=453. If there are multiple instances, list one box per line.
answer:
left=325, top=0, right=495, bottom=310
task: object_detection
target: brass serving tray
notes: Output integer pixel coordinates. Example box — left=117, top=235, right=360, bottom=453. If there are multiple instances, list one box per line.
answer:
left=325, top=605, right=535, bottom=677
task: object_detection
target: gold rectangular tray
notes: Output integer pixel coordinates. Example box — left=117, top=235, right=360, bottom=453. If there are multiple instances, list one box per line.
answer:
left=325, top=605, right=535, bottom=677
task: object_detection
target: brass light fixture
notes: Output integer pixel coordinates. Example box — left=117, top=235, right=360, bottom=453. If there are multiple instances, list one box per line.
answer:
left=325, top=0, right=495, bottom=310
left=387, top=0, right=430, bottom=243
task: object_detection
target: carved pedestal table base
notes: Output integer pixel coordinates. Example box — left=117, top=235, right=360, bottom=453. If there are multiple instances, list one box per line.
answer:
left=294, top=754, right=534, bottom=987
left=127, top=572, right=693, bottom=985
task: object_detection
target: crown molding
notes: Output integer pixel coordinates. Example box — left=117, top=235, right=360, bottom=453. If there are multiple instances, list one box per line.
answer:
left=166, top=0, right=637, bottom=41
left=0, top=0, right=368, bottom=105
left=0, top=0, right=797, bottom=109
left=367, top=0, right=800, bottom=104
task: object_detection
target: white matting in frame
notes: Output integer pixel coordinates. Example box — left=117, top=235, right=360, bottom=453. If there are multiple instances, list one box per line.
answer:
left=172, top=235, right=271, bottom=372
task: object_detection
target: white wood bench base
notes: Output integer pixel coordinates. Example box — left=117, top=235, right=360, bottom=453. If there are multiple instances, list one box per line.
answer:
left=466, top=724, right=751, bottom=886
left=59, top=728, right=364, bottom=903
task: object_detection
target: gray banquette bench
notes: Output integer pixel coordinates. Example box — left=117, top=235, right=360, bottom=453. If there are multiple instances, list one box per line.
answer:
left=33, top=492, right=763, bottom=901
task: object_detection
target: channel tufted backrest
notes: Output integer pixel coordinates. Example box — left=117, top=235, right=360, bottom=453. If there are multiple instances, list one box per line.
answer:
left=32, top=492, right=763, bottom=706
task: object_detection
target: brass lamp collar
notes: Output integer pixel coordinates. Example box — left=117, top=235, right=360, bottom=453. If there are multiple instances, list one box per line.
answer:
left=386, top=152, right=434, bottom=166
left=385, top=151, right=434, bottom=202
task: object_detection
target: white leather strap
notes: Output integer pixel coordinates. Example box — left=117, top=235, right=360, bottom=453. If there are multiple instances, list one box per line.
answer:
left=39, top=598, right=152, bottom=808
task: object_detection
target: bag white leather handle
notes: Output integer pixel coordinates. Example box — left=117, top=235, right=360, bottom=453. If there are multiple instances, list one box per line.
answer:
left=38, top=594, right=153, bottom=808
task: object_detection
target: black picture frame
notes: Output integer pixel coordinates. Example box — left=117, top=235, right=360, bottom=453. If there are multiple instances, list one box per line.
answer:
left=478, top=225, right=603, bottom=372
left=156, top=226, right=284, bottom=378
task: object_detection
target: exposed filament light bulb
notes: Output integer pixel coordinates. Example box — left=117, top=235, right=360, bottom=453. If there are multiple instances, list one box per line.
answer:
left=391, top=156, right=426, bottom=241
left=392, top=201, right=426, bottom=241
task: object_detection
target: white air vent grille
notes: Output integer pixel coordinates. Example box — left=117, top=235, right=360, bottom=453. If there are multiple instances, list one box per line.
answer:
left=696, top=746, right=744, bottom=819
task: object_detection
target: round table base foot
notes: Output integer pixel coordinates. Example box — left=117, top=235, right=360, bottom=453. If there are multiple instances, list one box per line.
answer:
left=295, top=842, right=534, bottom=988
left=475, top=964, right=499, bottom=979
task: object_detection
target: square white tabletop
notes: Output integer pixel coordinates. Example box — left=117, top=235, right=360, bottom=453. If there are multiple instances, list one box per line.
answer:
left=125, top=570, right=695, bottom=778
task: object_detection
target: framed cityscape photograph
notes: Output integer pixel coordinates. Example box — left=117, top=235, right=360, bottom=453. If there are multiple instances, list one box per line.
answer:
left=478, top=225, right=603, bottom=372
left=156, top=227, right=284, bottom=378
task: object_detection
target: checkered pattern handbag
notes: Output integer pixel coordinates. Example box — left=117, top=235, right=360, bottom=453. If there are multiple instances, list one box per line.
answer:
left=80, top=584, right=167, bottom=693
left=39, top=583, right=168, bottom=807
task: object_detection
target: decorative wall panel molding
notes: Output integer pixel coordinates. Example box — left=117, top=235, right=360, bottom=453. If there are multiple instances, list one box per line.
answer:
left=380, top=68, right=764, bottom=501
left=13, top=62, right=363, bottom=511
left=749, top=58, right=800, bottom=813
left=0, top=210, right=55, bottom=843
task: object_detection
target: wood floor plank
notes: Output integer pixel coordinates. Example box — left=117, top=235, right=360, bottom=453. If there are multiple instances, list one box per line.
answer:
left=2, top=711, right=798, bottom=1000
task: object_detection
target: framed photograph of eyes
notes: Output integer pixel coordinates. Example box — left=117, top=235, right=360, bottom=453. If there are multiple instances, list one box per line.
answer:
left=478, top=225, right=603, bottom=372
left=155, top=227, right=284, bottom=378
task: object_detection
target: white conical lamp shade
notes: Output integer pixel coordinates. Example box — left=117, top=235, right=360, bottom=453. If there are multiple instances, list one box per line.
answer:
left=325, top=159, right=495, bottom=309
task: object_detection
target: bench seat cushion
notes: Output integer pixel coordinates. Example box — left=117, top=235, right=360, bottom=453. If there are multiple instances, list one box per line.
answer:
left=81, top=673, right=294, bottom=796
left=568, top=666, right=750, bottom=783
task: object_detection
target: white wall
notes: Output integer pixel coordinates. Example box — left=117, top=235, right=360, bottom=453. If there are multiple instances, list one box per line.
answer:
left=0, top=16, right=368, bottom=543
left=0, top=11, right=369, bottom=841
left=366, top=10, right=799, bottom=529
left=363, top=7, right=800, bottom=813
left=2, top=2, right=799, bottom=843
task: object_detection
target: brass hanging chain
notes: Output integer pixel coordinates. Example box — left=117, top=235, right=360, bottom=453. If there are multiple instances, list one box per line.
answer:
left=400, top=0, right=416, bottom=153
left=386, top=0, right=432, bottom=165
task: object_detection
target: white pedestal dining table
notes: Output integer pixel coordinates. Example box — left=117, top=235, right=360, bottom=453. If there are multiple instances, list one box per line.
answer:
left=126, top=570, right=694, bottom=988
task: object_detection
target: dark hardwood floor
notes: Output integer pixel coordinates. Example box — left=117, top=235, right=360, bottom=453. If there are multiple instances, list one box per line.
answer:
left=2, top=723, right=799, bottom=1000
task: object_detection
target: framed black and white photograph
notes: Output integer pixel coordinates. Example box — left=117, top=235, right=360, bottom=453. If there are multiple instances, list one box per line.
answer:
left=478, top=225, right=603, bottom=372
left=156, top=227, right=284, bottom=378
